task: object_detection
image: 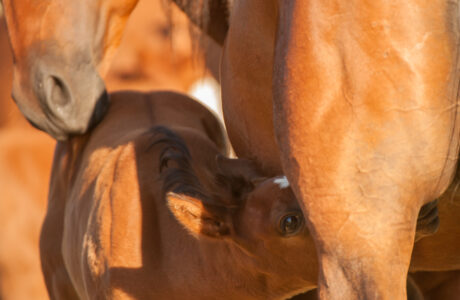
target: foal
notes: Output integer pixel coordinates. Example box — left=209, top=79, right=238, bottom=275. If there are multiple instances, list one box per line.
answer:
left=41, top=91, right=318, bottom=299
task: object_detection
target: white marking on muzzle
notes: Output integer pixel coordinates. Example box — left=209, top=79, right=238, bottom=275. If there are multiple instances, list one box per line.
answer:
left=273, top=176, right=290, bottom=189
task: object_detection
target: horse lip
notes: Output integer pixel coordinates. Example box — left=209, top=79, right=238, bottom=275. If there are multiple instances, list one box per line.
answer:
left=24, top=114, right=68, bottom=140
left=41, top=115, right=70, bottom=140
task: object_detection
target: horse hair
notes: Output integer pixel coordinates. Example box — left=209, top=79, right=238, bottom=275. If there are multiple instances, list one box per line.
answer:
left=146, top=126, right=208, bottom=200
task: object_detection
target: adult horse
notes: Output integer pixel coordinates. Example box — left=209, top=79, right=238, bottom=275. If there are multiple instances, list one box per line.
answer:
left=206, top=1, right=460, bottom=298
left=42, top=90, right=320, bottom=299
left=0, top=0, right=224, bottom=140
left=0, top=0, right=133, bottom=140
left=220, top=2, right=460, bottom=299
left=3, top=0, right=460, bottom=299
left=0, top=4, right=210, bottom=298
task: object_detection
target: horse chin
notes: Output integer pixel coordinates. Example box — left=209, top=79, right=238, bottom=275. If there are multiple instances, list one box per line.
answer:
left=48, top=90, right=109, bottom=141
left=13, top=84, right=109, bottom=141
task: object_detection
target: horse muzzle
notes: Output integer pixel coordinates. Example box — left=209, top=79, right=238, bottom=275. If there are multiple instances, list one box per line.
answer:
left=12, top=63, right=109, bottom=141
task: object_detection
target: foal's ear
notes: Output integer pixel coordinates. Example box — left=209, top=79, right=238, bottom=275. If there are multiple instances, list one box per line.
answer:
left=167, top=192, right=230, bottom=238
left=215, top=155, right=267, bottom=194
left=216, top=155, right=260, bottom=178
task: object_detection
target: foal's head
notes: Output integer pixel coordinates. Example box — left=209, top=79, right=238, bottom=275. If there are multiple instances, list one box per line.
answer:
left=1, top=0, right=138, bottom=139
left=154, top=126, right=318, bottom=292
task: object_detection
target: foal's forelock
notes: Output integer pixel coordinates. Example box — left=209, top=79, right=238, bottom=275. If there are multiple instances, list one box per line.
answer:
left=147, top=126, right=205, bottom=196
left=146, top=126, right=249, bottom=209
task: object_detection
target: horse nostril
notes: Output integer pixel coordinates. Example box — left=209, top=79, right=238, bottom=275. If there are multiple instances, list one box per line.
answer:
left=46, top=75, right=72, bottom=108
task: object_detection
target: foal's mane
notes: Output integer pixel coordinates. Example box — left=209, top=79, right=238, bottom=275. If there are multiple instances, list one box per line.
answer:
left=147, top=126, right=209, bottom=201
left=146, top=126, right=252, bottom=208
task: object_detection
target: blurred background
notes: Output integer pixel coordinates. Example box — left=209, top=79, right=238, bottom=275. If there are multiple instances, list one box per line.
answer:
left=0, top=0, right=222, bottom=298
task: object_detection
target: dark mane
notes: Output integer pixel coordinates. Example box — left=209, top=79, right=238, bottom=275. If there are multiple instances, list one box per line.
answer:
left=146, top=126, right=253, bottom=209
left=146, top=126, right=209, bottom=201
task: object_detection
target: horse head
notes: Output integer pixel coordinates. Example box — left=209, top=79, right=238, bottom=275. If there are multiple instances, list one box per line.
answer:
left=1, top=0, right=138, bottom=140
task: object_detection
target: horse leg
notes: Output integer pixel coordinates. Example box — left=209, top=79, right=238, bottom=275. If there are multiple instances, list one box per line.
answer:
left=273, top=1, right=460, bottom=299
left=40, top=143, right=79, bottom=299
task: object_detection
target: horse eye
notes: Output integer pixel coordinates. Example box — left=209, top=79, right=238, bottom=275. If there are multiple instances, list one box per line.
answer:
left=279, top=213, right=303, bottom=236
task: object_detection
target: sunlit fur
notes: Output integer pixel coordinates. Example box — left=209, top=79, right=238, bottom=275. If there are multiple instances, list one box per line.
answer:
left=1, top=0, right=138, bottom=139
left=5, top=0, right=460, bottom=297
left=219, top=1, right=460, bottom=298
left=42, top=91, right=319, bottom=299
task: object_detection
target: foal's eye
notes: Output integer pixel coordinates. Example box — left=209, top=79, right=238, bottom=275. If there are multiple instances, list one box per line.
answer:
left=279, top=212, right=303, bottom=236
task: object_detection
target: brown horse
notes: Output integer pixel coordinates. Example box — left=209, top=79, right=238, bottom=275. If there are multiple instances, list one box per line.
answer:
left=42, top=91, right=450, bottom=300
left=165, top=2, right=460, bottom=298
left=0, top=2, right=220, bottom=297
left=0, top=0, right=220, bottom=140
left=42, top=91, right=319, bottom=299
left=220, top=2, right=460, bottom=299
left=176, top=1, right=460, bottom=298
left=0, top=0, right=137, bottom=139
left=0, top=16, right=29, bottom=128
left=4, top=0, right=460, bottom=298
left=292, top=174, right=460, bottom=299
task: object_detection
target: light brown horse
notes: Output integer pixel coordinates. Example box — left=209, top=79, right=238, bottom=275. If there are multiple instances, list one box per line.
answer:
left=220, top=2, right=460, bottom=299
left=0, top=0, right=220, bottom=140
left=0, top=2, right=222, bottom=297
left=42, top=91, right=319, bottom=299
left=163, top=2, right=460, bottom=298
left=4, top=0, right=460, bottom=298
left=0, top=0, right=137, bottom=139
left=42, top=91, right=449, bottom=300
left=0, top=16, right=28, bottom=128
left=292, top=172, right=460, bottom=299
